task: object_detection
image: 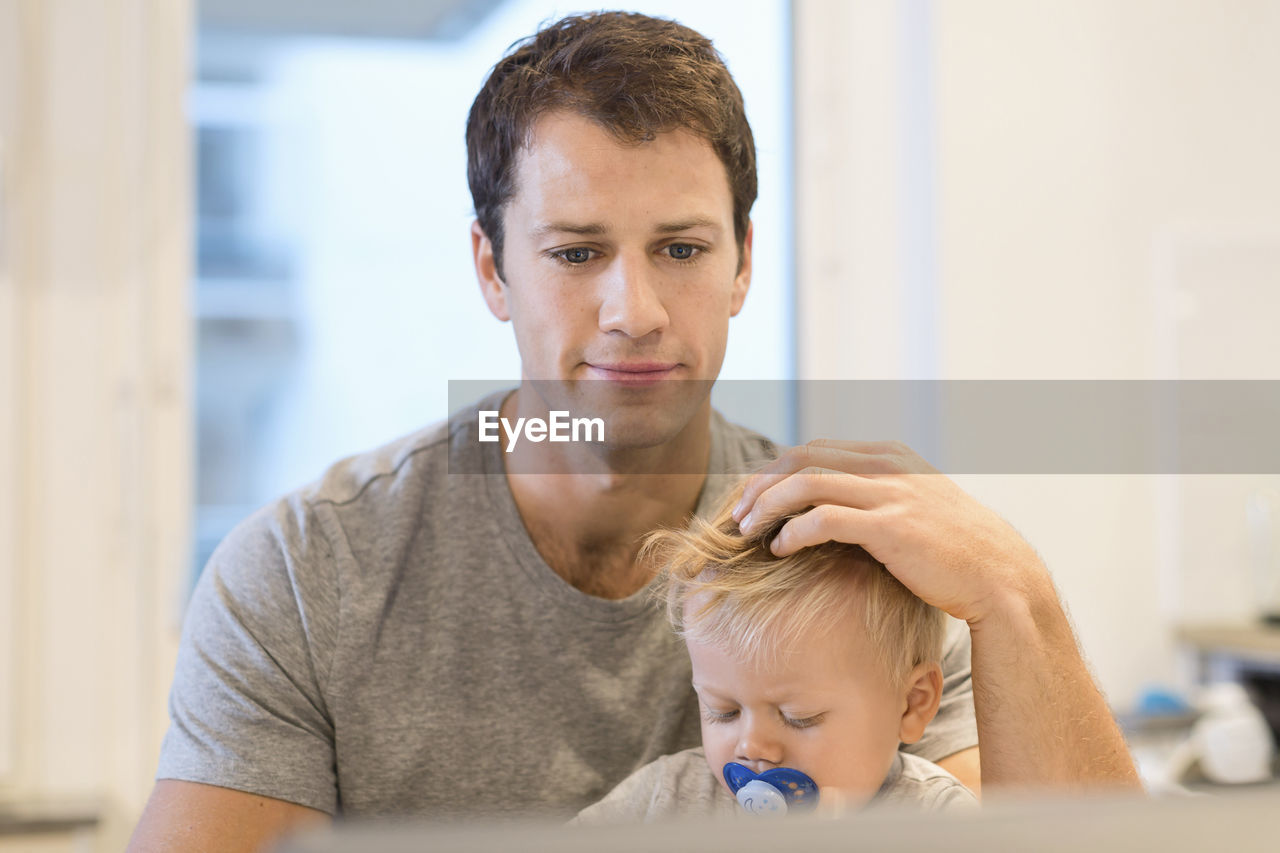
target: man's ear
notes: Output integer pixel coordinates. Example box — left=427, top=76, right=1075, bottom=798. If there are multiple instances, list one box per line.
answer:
left=729, top=220, right=753, bottom=317
left=898, top=662, right=943, bottom=745
left=472, top=220, right=510, bottom=322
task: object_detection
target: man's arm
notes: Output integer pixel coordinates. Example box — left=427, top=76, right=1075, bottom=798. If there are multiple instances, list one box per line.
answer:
left=966, top=579, right=1139, bottom=788
left=127, top=780, right=329, bottom=853
left=935, top=746, right=981, bottom=796
left=141, top=498, right=342, bottom=845
left=733, top=440, right=1141, bottom=791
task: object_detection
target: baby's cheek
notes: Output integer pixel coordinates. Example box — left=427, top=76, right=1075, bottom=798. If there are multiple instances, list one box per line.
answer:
left=700, top=730, right=733, bottom=778
left=825, top=747, right=900, bottom=802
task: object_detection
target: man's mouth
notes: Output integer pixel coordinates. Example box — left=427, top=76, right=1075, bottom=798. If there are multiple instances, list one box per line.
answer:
left=584, top=362, right=680, bottom=385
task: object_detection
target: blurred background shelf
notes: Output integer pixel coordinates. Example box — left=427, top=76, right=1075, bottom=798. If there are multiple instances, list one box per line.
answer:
left=1176, top=622, right=1280, bottom=670
left=0, top=799, right=99, bottom=852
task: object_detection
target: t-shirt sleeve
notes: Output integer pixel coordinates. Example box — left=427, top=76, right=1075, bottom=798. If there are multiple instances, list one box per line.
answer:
left=570, top=756, right=669, bottom=825
left=878, top=753, right=979, bottom=813
left=571, top=749, right=729, bottom=824
left=155, top=496, right=341, bottom=814
left=928, top=780, right=980, bottom=812
left=901, top=617, right=979, bottom=764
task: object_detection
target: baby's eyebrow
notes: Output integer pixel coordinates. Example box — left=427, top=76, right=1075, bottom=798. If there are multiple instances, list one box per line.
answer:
left=691, top=683, right=742, bottom=705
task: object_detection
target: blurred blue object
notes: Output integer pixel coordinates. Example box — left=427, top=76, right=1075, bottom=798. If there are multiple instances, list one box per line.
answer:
left=1136, top=686, right=1194, bottom=716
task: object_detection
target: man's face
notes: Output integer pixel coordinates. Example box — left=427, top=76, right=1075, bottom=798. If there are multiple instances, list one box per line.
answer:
left=686, top=614, right=907, bottom=807
left=473, top=110, right=751, bottom=449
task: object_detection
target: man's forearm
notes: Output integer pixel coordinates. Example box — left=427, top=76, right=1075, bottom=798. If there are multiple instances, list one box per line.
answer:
left=968, top=584, right=1142, bottom=790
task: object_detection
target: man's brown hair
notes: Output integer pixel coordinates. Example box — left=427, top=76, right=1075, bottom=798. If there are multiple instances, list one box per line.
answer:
left=466, top=11, right=757, bottom=280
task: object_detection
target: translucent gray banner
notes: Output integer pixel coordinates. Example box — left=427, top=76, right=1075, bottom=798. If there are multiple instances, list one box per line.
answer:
left=447, top=380, right=1280, bottom=474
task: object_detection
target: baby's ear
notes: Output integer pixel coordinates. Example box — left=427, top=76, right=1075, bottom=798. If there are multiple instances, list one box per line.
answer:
left=898, top=662, right=943, bottom=744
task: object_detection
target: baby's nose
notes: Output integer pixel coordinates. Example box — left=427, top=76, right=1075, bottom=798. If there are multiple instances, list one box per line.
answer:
left=736, top=728, right=783, bottom=769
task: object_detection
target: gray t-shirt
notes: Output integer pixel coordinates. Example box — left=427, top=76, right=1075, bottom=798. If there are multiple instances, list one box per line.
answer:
left=156, top=392, right=978, bottom=819
left=572, top=747, right=976, bottom=824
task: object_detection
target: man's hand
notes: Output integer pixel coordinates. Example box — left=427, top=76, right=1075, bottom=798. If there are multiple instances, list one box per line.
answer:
left=733, top=439, right=1052, bottom=625
left=734, top=439, right=1142, bottom=790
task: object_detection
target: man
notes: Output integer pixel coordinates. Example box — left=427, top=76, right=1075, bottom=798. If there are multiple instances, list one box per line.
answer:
left=129, top=11, right=1138, bottom=852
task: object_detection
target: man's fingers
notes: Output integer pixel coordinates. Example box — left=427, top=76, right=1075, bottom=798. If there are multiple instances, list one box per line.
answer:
left=769, top=504, right=873, bottom=557
left=738, top=466, right=881, bottom=536
left=732, top=443, right=911, bottom=522
left=802, top=439, right=934, bottom=475
left=807, top=437, right=915, bottom=457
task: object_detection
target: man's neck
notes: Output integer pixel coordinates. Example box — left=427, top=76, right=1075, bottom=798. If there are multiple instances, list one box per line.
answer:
left=500, top=387, right=713, bottom=599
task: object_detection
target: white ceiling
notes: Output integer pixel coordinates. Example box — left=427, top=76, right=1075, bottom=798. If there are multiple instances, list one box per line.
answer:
left=199, top=0, right=506, bottom=41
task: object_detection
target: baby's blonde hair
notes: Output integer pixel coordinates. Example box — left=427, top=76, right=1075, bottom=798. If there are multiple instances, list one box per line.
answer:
left=645, top=481, right=944, bottom=685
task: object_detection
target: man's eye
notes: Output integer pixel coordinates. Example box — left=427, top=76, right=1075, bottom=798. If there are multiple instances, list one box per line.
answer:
left=665, top=243, right=698, bottom=261
left=557, top=247, right=594, bottom=264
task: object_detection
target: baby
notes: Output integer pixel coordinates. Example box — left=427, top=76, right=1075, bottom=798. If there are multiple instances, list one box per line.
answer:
left=574, top=482, right=976, bottom=822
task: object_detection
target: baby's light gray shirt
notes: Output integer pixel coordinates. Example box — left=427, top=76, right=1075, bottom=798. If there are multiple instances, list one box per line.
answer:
left=573, top=747, right=976, bottom=824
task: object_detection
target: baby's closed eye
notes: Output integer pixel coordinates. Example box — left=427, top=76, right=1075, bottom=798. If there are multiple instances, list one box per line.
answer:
left=701, top=707, right=739, bottom=723
left=781, top=712, right=825, bottom=729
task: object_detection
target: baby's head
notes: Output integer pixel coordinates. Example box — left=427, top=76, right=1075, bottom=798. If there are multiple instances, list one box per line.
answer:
left=645, top=482, right=946, bottom=806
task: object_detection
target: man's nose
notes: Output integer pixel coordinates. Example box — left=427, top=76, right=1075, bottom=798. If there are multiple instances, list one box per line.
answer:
left=597, top=253, right=669, bottom=339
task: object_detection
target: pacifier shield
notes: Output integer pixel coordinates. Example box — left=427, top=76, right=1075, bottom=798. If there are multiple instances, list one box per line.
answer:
left=722, top=763, right=819, bottom=815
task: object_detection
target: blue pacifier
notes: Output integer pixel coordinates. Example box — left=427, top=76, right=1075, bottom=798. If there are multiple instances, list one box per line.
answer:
left=723, top=763, right=819, bottom=816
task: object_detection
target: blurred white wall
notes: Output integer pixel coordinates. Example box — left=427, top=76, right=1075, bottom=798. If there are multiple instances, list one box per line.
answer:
left=0, top=0, right=192, bottom=849
left=795, top=0, right=1280, bottom=708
